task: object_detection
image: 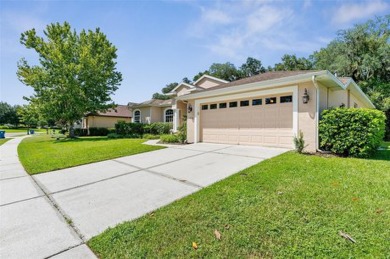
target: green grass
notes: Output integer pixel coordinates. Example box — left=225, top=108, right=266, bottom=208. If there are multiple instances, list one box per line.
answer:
left=18, top=135, right=165, bottom=174
left=0, top=128, right=46, bottom=133
left=0, top=138, right=11, bottom=146
left=89, top=150, right=390, bottom=258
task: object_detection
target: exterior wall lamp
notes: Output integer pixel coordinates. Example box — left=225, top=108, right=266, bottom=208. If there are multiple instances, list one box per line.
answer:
left=187, top=104, right=193, bottom=113
left=302, top=88, right=310, bottom=104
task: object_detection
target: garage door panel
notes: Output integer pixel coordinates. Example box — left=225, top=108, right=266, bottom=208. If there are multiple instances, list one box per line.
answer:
left=200, top=93, right=293, bottom=148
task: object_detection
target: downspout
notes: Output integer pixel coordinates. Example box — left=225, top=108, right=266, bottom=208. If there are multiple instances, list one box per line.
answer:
left=311, top=75, right=320, bottom=151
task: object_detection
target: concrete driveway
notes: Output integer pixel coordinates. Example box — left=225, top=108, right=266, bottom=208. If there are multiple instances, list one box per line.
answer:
left=1, top=138, right=288, bottom=258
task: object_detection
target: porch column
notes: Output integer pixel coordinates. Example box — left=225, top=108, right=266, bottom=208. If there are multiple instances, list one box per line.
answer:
left=172, top=100, right=178, bottom=132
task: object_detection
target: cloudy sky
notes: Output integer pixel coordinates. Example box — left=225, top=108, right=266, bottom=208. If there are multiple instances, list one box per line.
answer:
left=1, top=0, right=389, bottom=105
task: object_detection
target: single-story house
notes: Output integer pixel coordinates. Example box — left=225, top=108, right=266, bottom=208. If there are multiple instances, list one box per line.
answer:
left=82, top=105, right=132, bottom=129
left=128, top=99, right=174, bottom=124
left=162, top=70, right=374, bottom=152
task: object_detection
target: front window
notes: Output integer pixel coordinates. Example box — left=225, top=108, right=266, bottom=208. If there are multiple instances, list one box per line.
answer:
left=134, top=110, right=141, bottom=123
left=165, top=109, right=173, bottom=122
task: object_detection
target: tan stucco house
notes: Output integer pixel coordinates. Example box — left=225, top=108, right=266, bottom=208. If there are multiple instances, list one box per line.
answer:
left=128, top=99, right=174, bottom=124
left=82, top=105, right=132, bottom=129
left=162, top=70, right=374, bottom=152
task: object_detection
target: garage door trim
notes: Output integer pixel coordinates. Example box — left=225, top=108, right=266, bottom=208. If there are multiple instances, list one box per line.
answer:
left=193, top=85, right=298, bottom=143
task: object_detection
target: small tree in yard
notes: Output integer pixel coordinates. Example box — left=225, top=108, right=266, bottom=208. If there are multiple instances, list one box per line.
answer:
left=17, top=22, right=122, bottom=138
left=17, top=104, right=39, bottom=134
left=293, top=130, right=306, bottom=153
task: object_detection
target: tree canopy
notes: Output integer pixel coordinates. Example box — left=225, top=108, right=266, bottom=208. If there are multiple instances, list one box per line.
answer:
left=0, top=102, right=20, bottom=126
left=240, top=57, right=266, bottom=77
left=274, top=54, right=313, bottom=71
left=312, top=15, right=389, bottom=111
left=17, top=22, right=122, bottom=136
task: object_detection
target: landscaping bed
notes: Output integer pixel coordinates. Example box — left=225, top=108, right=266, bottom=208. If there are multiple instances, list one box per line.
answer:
left=18, top=135, right=165, bottom=174
left=89, top=150, right=389, bottom=258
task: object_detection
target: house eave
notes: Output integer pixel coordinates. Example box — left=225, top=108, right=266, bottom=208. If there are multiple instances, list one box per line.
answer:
left=177, top=70, right=332, bottom=100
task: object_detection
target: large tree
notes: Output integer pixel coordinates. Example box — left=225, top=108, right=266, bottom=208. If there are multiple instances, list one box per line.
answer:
left=193, top=62, right=241, bottom=82
left=273, top=54, right=313, bottom=71
left=312, top=15, right=390, bottom=139
left=240, top=57, right=265, bottom=77
left=17, top=22, right=122, bottom=137
left=0, top=102, right=20, bottom=126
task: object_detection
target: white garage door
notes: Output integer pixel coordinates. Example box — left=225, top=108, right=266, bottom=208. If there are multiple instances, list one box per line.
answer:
left=200, top=94, right=293, bottom=148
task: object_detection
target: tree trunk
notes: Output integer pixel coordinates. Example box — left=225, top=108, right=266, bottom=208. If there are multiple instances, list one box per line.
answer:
left=69, top=123, right=75, bottom=138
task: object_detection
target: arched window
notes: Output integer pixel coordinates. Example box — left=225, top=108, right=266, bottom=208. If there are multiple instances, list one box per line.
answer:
left=133, top=110, right=141, bottom=123
left=165, top=109, right=173, bottom=122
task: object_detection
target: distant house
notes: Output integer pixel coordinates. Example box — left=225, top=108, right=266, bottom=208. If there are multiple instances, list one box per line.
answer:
left=128, top=99, right=174, bottom=124
left=82, top=105, right=132, bottom=129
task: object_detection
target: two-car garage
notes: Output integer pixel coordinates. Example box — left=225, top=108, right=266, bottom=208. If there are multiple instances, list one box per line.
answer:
left=199, top=93, right=294, bottom=148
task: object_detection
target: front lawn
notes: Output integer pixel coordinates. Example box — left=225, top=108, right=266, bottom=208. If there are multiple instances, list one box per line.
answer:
left=89, top=150, right=390, bottom=258
left=18, top=135, right=164, bottom=174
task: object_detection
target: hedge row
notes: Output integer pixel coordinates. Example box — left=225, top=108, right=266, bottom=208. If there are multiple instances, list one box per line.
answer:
left=74, top=127, right=115, bottom=136
left=115, top=121, right=172, bottom=136
left=319, top=108, right=385, bottom=158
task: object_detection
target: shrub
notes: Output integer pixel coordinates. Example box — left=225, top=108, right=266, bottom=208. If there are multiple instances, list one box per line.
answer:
left=319, top=108, right=385, bottom=157
left=160, top=134, right=179, bottom=143
left=74, top=128, right=88, bottom=136
left=293, top=130, right=306, bottom=153
left=115, top=121, right=144, bottom=136
left=89, top=127, right=110, bottom=136
left=144, top=122, right=172, bottom=135
left=177, top=121, right=187, bottom=143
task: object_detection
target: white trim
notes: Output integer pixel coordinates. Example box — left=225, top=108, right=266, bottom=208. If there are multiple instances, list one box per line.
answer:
left=194, top=85, right=298, bottom=143
left=169, top=82, right=195, bottom=94
left=292, top=86, right=299, bottom=136
left=133, top=109, right=141, bottom=123
left=345, top=80, right=375, bottom=108
left=193, top=74, right=229, bottom=86
left=194, top=103, right=199, bottom=143
left=312, top=76, right=319, bottom=151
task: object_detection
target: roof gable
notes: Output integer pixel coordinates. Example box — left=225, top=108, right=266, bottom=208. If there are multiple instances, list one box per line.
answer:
left=193, top=74, right=229, bottom=88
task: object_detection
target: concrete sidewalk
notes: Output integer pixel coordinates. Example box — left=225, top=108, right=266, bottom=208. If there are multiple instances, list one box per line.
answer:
left=0, top=136, right=96, bottom=259
left=1, top=136, right=288, bottom=258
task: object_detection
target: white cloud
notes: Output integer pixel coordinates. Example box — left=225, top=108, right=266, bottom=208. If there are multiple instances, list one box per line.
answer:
left=331, top=0, right=389, bottom=25
left=202, top=9, right=232, bottom=25
left=189, top=2, right=299, bottom=59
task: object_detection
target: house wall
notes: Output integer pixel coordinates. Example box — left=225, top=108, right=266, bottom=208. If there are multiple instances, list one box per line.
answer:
left=196, top=78, right=222, bottom=89
left=328, top=89, right=348, bottom=108
left=186, top=100, right=195, bottom=142
left=86, top=116, right=131, bottom=128
left=151, top=107, right=163, bottom=122
left=134, top=107, right=151, bottom=124
left=318, top=83, right=328, bottom=114
left=350, top=93, right=365, bottom=108
left=297, top=82, right=317, bottom=152
left=177, top=87, right=191, bottom=97
left=176, top=101, right=187, bottom=126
